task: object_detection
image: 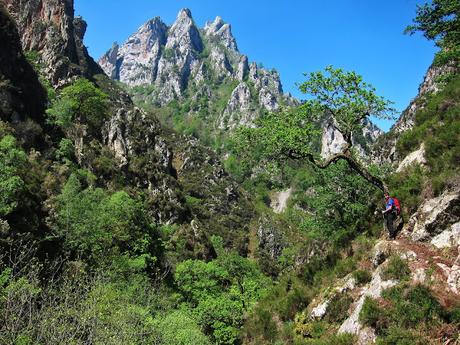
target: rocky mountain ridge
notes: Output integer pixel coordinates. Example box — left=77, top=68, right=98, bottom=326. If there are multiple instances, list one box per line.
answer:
left=98, top=8, right=296, bottom=131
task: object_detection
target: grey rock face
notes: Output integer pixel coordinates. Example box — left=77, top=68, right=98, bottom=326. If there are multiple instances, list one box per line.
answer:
left=156, top=8, right=202, bottom=102
left=209, top=47, right=233, bottom=78
left=0, top=6, right=46, bottom=124
left=204, top=16, right=238, bottom=51
left=99, top=17, right=167, bottom=86
left=99, top=42, right=119, bottom=79
left=321, top=117, right=383, bottom=159
left=404, top=189, right=460, bottom=246
left=3, top=0, right=102, bottom=87
left=257, top=217, right=284, bottom=259
left=218, top=82, right=254, bottom=130
left=236, top=55, right=249, bottom=81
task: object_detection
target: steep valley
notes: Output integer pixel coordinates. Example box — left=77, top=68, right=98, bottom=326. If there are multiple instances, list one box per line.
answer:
left=0, top=1, right=459, bottom=344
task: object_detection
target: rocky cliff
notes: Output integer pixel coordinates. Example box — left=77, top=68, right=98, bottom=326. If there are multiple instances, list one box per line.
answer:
left=2, top=0, right=102, bottom=87
left=321, top=117, right=383, bottom=159
left=99, top=9, right=297, bottom=131
left=371, top=61, right=458, bottom=165
left=0, top=5, right=46, bottom=125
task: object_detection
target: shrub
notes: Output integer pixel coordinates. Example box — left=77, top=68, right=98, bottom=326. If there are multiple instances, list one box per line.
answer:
left=324, top=293, right=353, bottom=323
left=381, top=255, right=410, bottom=281
left=0, top=135, right=27, bottom=216
left=376, top=326, right=425, bottom=345
left=359, top=297, right=382, bottom=328
left=301, top=333, right=356, bottom=345
left=155, top=310, right=210, bottom=345
left=46, top=78, right=108, bottom=135
left=53, top=174, right=159, bottom=265
left=333, top=257, right=356, bottom=279
left=352, top=269, right=372, bottom=285
left=382, top=284, right=443, bottom=328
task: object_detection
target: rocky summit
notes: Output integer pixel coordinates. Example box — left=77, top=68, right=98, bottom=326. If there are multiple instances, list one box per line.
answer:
left=99, top=8, right=297, bottom=132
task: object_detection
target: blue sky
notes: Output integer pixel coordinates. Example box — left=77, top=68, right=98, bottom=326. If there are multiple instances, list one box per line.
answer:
left=75, top=0, right=437, bottom=132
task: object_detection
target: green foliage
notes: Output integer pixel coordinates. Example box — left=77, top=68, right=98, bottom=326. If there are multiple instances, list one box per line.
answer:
left=163, top=47, right=175, bottom=60
left=359, top=284, right=451, bottom=344
left=242, top=276, right=313, bottom=343
left=47, top=78, right=108, bottom=132
left=359, top=296, right=382, bottom=328
left=55, top=138, right=75, bottom=162
left=405, top=0, right=460, bottom=65
left=324, top=293, right=353, bottom=323
left=235, top=104, right=320, bottom=164
left=298, top=66, right=395, bottom=139
left=301, top=333, right=356, bottom=345
left=294, top=318, right=329, bottom=339
left=352, top=269, right=372, bottom=285
left=381, top=284, right=443, bottom=328
left=376, top=326, right=425, bottom=345
left=235, top=66, right=393, bottom=194
left=296, top=160, right=377, bottom=240
left=0, top=135, right=27, bottom=216
left=0, top=265, right=168, bottom=345
left=53, top=174, right=159, bottom=265
left=155, top=309, right=210, bottom=345
left=175, top=259, right=230, bottom=303
left=195, top=295, right=243, bottom=345
left=174, top=250, right=270, bottom=344
left=387, top=166, right=424, bottom=215
left=381, top=255, right=410, bottom=281
left=394, top=74, right=460, bottom=197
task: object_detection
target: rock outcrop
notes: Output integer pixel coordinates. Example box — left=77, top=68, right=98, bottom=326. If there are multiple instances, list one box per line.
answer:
left=403, top=189, right=460, bottom=247
left=321, top=117, right=383, bottom=159
left=2, top=0, right=102, bottom=86
left=0, top=5, right=46, bottom=124
left=257, top=217, right=285, bottom=260
left=99, top=18, right=167, bottom=86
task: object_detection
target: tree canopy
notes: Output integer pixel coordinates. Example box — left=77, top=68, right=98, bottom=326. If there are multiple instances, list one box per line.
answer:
left=405, top=0, right=460, bottom=65
left=46, top=78, right=108, bottom=133
left=236, top=66, right=394, bottom=192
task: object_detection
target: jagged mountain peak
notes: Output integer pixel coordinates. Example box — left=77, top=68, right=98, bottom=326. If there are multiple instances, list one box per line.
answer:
left=204, top=15, right=238, bottom=51
left=143, top=16, right=167, bottom=33
left=177, top=7, right=193, bottom=20
left=166, top=8, right=202, bottom=53
left=98, top=8, right=295, bottom=124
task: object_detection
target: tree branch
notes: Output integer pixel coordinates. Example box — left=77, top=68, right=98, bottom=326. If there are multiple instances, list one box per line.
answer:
left=285, top=149, right=387, bottom=192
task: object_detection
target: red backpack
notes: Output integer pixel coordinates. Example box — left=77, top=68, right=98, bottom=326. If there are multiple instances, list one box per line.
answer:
left=392, top=197, right=401, bottom=215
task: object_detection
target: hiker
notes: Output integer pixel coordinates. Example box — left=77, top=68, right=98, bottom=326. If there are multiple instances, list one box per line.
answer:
left=382, top=192, right=400, bottom=239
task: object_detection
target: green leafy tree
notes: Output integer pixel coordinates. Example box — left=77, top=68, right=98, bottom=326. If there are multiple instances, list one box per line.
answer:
left=405, top=0, right=460, bottom=65
left=0, top=135, right=27, bottom=217
left=155, top=310, right=210, bottom=345
left=297, top=160, right=376, bottom=239
left=47, top=78, right=108, bottom=129
left=54, top=174, right=158, bottom=265
left=47, top=78, right=108, bottom=163
left=236, top=66, right=395, bottom=192
left=174, top=247, right=270, bottom=345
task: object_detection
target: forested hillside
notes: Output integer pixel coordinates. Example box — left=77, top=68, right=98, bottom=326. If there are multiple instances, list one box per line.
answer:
left=0, top=0, right=459, bottom=344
